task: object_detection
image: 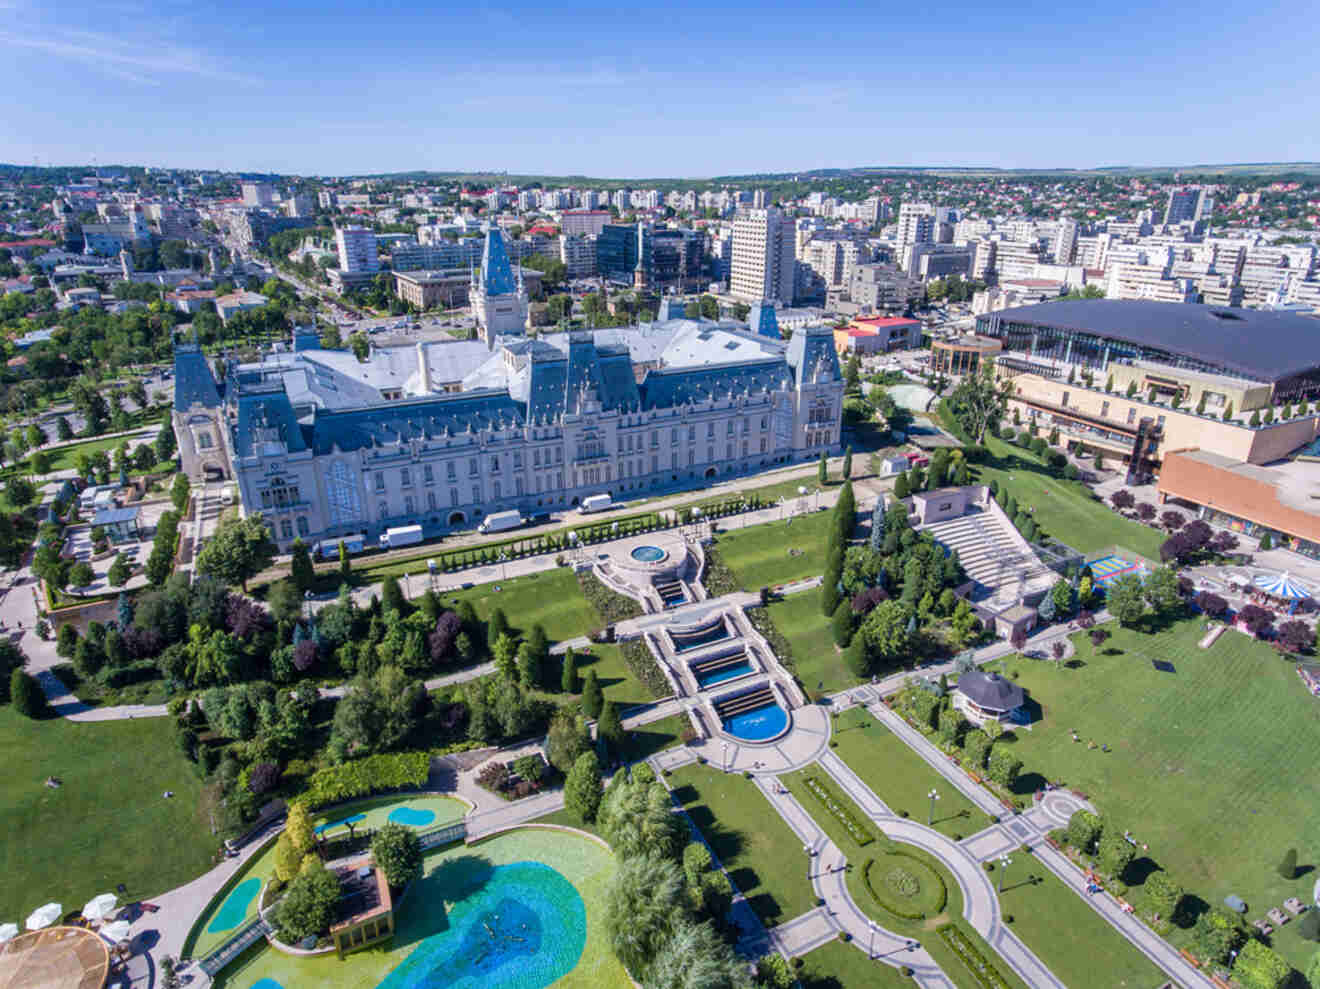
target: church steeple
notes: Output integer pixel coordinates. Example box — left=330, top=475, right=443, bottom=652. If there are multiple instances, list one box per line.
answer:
left=632, top=221, right=648, bottom=292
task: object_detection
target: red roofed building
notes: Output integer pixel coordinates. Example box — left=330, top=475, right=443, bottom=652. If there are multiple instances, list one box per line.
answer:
left=0, top=238, right=56, bottom=259
left=832, top=315, right=922, bottom=355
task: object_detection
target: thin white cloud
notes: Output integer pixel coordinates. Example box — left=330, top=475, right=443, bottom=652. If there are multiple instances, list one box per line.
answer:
left=0, top=28, right=257, bottom=85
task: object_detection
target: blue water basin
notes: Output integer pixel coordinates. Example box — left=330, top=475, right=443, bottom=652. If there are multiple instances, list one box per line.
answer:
left=630, top=544, right=666, bottom=563
left=695, top=660, right=753, bottom=689
left=722, top=700, right=789, bottom=742
left=388, top=806, right=437, bottom=827
left=314, top=812, right=366, bottom=835
left=207, top=877, right=262, bottom=934
left=375, top=861, right=586, bottom=989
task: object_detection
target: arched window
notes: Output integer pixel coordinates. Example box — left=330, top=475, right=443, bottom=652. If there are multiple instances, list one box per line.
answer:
left=296, top=516, right=309, bottom=537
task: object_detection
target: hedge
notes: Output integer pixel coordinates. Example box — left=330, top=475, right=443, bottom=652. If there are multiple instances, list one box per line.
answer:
left=299, top=752, right=431, bottom=809
left=936, top=923, right=1011, bottom=989
left=578, top=572, right=644, bottom=624
left=744, top=606, right=796, bottom=675
left=700, top=544, right=741, bottom=596
left=799, top=774, right=874, bottom=846
left=619, top=639, right=669, bottom=699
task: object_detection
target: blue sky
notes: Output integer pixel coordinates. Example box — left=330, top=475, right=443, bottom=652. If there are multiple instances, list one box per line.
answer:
left=2, top=0, right=1316, bottom=177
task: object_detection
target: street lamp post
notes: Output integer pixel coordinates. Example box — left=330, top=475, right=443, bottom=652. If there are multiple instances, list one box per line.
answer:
left=870, top=920, right=877, bottom=961
left=998, top=855, right=1013, bottom=894
left=927, top=788, right=940, bottom=826
left=721, top=742, right=729, bottom=774
left=499, top=551, right=508, bottom=581
left=804, top=845, right=813, bottom=882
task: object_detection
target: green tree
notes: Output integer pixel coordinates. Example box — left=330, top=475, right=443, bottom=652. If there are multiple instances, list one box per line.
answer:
left=598, top=700, right=624, bottom=752
left=381, top=574, right=407, bottom=616
left=289, top=538, right=315, bottom=592
left=1279, top=847, right=1298, bottom=880
left=5, top=476, right=34, bottom=508
left=1194, top=907, right=1247, bottom=967
left=1233, top=939, right=1290, bottom=989
left=492, top=633, right=518, bottom=681
left=487, top=607, right=509, bottom=652
left=371, top=823, right=423, bottom=887
left=1067, top=810, right=1103, bottom=853
left=830, top=600, right=854, bottom=648
left=349, top=331, right=369, bottom=362
left=817, top=452, right=828, bottom=485
left=565, top=751, right=603, bottom=823
left=860, top=599, right=915, bottom=672
left=170, top=473, right=191, bottom=511
left=547, top=706, right=592, bottom=773
left=842, top=445, right=853, bottom=480
left=338, top=541, right=351, bottom=581
left=1051, top=578, right=1073, bottom=617
left=1143, top=565, right=1182, bottom=616
left=1142, top=871, right=1184, bottom=922
left=274, top=863, right=340, bottom=942
left=68, top=561, right=94, bottom=587
left=107, top=552, right=130, bottom=587
left=11, top=668, right=46, bottom=718
left=1105, top=573, right=1147, bottom=627
left=195, top=514, right=277, bottom=590
left=582, top=669, right=603, bottom=718
left=560, top=645, right=578, bottom=693
left=893, top=472, right=910, bottom=499
left=987, top=747, right=1022, bottom=788
left=1097, top=829, right=1135, bottom=879
left=604, top=853, right=688, bottom=978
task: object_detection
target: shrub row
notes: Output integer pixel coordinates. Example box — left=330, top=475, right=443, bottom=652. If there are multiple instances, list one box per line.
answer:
left=299, top=751, right=431, bottom=809
left=744, top=606, right=796, bottom=674
left=699, top=545, right=741, bottom=596
left=578, top=571, right=644, bottom=624
left=799, top=774, right=874, bottom=846
left=619, top=639, right=670, bottom=698
left=936, top=923, right=1012, bottom=989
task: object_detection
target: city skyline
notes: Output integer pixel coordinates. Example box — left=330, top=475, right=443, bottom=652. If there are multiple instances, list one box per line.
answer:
left=3, top=0, right=1317, bottom=177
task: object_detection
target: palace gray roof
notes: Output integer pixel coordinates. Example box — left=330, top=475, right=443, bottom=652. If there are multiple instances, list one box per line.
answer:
left=956, top=671, right=1025, bottom=711
left=480, top=227, right=516, bottom=295
left=986, top=300, right=1320, bottom=383
left=174, top=344, right=221, bottom=412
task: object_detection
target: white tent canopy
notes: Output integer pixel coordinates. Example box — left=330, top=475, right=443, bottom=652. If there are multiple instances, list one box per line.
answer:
left=25, top=903, right=62, bottom=930
left=82, top=893, right=117, bottom=922
left=1253, top=571, right=1311, bottom=600
left=99, top=920, right=132, bottom=943
left=0, top=922, right=18, bottom=944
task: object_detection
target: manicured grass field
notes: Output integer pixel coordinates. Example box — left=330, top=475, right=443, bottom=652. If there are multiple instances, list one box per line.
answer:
left=970, top=434, right=1164, bottom=559
left=668, top=764, right=818, bottom=925
left=993, top=617, right=1320, bottom=970
left=766, top=592, right=863, bottom=696
left=45, top=432, right=153, bottom=473
left=796, top=939, right=916, bottom=988
left=213, top=827, right=629, bottom=989
left=715, top=509, right=837, bottom=590
left=0, top=707, right=216, bottom=924
left=569, top=643, right=660, bottom=709
left=827, top=707, right=984, bottom=841
left=439, top=567, right=596, bottom=643
left=997, top=861, right=1166, bottom=988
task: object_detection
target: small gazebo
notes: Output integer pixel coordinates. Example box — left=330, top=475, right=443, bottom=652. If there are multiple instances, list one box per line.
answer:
left=952, top=671, right=1026, bottom=726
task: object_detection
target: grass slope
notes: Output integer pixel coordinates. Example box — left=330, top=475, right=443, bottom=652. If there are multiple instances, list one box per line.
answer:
left=715, top=509, right=836, bottom=591
left=992, top=618, right=1320, bottom=969
left=766, top=592, right=862, bottom=696
left=0, top=707, right=215, bottom=923
left=970, top=434, right=1164, bottom=559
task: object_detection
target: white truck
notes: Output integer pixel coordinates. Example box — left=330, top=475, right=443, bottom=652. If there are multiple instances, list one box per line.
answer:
left=478, top=510, right=524, bottom=535
left=580, top=493, right=613, bottom=514
left=379, top=524, right=423, bottom=549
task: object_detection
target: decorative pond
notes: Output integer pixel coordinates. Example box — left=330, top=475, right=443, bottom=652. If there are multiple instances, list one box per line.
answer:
left=629, top=545, right=667, bottom=564
left=722, top=700, right=790, bottom=742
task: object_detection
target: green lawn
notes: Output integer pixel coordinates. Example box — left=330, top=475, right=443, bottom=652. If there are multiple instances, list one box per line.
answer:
left=566, top=643, right=658, bottom=710
left=45, top=433, right=153, bottom=473
left=715, top=509, right=837, bottom=590
left=993, top=617, right=1320, bottom=970
left=213, top=827, right=629, bottom=989
left=997, top=862, right=1166, bottom=988
left=827, top=707, right=985, bottom=841
left=971, top=434, right=1164, bottom=559
left=668, top=764, right=818, bottom=926
left=0, top=706, right=216, bottom=923
left=795, top=939, right=917, bottom=988
left=766, top=592, right=862, bottom=696
left=439, top=567, right=596, bottom=644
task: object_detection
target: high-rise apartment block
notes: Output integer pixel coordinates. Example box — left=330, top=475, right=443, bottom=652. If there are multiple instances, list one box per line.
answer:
left=335, top=226, right=379, bottom=274
left=731, top=207, right=796, bottom=304
left=241, top=182, right=276, bottom=208
left=1164, top=187, right=1214, bottom=225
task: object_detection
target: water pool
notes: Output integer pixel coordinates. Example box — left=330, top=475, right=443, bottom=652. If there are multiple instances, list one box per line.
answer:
left=695, top=660, right=753, bottom=688
left=723, top=701, right=789, bottom=742
left=630, top=545, right=666, bottom=563
left=206, top=877, right=262, bottom=934
left=375, top=861, right=586, bottom=989
left=314, top=812, right=366, bottom=835
left=387, top=807, right=437, bottom=827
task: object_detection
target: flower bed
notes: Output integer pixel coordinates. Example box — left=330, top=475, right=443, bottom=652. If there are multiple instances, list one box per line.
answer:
left=862, top=853, right=947, bottom=920
left=578, top=571, right=644, bottom=623
left=799, top=774, right=874, bottom=846
left=936, top=923, right=1012, bottom=989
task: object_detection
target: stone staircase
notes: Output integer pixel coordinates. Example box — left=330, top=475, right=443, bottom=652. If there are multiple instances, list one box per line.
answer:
left=923, top=507, right=1055, bottom=608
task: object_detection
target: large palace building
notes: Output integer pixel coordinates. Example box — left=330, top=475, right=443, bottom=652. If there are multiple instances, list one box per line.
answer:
left=173, top=233, right=843, bottom=551
left=974, top=299, right=1320, bottom=556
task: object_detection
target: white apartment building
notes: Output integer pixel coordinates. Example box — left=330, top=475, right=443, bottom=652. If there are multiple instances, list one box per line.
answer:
left=559, top=234, right=598, bottom=279
left=561, top=210, right=610, bottom=238
left=241, top=182, right=275, bottom=208
left=730, top=207, right=797, bottom=304
left=335, top=226, right=379, bottom=274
